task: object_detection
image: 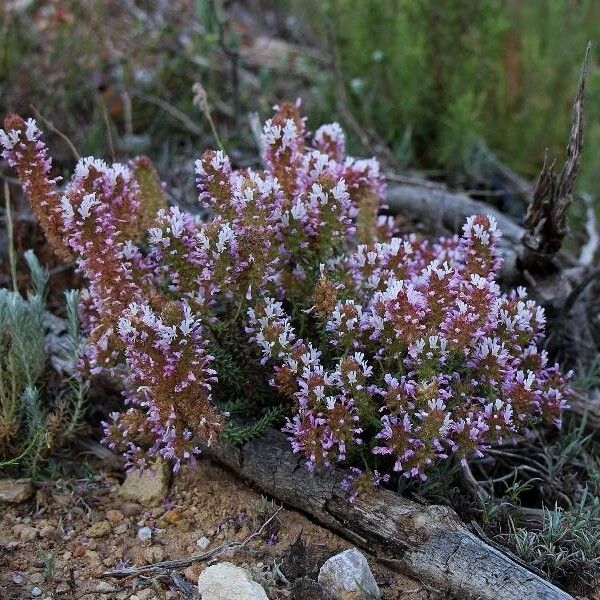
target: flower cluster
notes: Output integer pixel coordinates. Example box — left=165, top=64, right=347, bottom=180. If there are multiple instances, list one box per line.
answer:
left=1, top=114, right=72, bottom=261
left=103, top=301, right=222, bottom=471
left=2, top=104, right=570, bottom=487
left=248, top=213, right=571, bottom=484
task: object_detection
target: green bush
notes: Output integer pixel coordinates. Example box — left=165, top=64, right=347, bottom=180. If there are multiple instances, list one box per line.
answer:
left=302, top=0, right=599, bottom=184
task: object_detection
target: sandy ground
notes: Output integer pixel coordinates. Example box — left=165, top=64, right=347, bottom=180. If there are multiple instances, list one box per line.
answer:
left=0, top=458, right=441, bottom=599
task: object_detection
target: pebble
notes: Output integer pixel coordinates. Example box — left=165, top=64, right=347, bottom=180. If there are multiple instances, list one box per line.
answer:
left=12, top=572, right=23, bottom=584
left=196, top=536, right=211, bottom=550
left=137, top=526, right=152, bottom=542
left=143, top=545, right=165, bottom=563
left=87, top=520, right=111, bottom=538
left=31, top=587, right=42, bottom=598
left=106, top=509, right=124, bottom=524
left=0, top=478, right=34, bottom=504
left=18, top=525, right=38, bottom=542
left=114, top=523, right=129, bottom=535
left=197, top=562, right=268, bottom=599
left=118, top=460, right=169, bottom=507
left=163, top=507, right=183, bottom=524
left=119, top=502, right=143, bottom=517
left=39, top=525, right=56, bottom=539
left=184, top=563, right=203, bottom=583
left=318, top=548, right=380, bottom=600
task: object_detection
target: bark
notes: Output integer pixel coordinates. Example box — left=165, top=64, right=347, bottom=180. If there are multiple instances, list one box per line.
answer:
left=206, top=428, right=574, bottom=600
left=463, top=138, right=532, bottom=218
left=384, top=175, right=523, bottom=282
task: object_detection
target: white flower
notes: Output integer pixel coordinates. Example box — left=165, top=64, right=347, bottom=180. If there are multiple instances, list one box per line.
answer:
left=78, top=193, right=97, bottom=219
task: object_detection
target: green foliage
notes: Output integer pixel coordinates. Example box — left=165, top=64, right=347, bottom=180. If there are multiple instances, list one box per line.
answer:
left=223, top=406, right=287, bottom=445
left=507, top=492, right=600, bottom=592
left=301, top=0, right=599, bottom=184
left=0, top=252, right=87, bottom=475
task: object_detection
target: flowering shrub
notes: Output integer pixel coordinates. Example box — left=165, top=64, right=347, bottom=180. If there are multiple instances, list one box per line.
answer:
left=1, top=103, right=571, bottom=491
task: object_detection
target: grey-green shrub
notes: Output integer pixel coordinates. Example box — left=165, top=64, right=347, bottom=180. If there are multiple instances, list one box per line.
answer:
left=0, top=251, right=87, bottom=474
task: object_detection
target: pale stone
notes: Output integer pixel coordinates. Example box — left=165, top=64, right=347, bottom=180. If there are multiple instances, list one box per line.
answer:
left=118, top=460, right=169, bottom=507
left=0, top=478, right=33, bottom=504
left=318, top=548, right=380, bottom=600
left=137, top=526, right=152, bottom=542
left=197, top=562, right=268, bottom=600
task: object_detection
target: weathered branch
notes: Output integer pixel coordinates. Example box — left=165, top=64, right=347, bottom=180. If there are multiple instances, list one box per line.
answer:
left=384, top=175, right=524, bottom=281
left=463, top=138, right=532, bottom=217
left=521, top=43, right=591, bottom=271
left=578, top=192, right=599, bottom=267
left=206, top=429, right=573, bottom=600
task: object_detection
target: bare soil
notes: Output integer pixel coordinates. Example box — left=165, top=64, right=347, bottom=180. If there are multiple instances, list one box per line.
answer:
left=0, top=458, right=440, bottom=599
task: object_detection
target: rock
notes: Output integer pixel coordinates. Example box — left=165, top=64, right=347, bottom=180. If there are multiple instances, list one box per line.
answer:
left=106, top=509, right=124, bottom=524
left=55, top=583, right=70, bottom=594
left=0, top=478, right=33, bottom=504
left=119, top=502, right=143, bottom=517
left=137, top=526, right=152, bottom=542
left=318, top=549, right=380, bottom=600
left=291, top=577, right=331, bottom=600
left=163, top=507, right=183, bottom=524
left=72, top=545, right=86, bottom=558
left=31, top=587, right=42, bottom=597
left=85, top=550, right=104, bottom=576
left=29, top=572, right=44, bottom=584
left=118, top=460, right=169, bottom=507
left=196, top=536, right=211, bottom=550
left=143, top=545, right=164, bottom=563
left=39, top=525, right=56, bottom=539
left=197, top=562, right=268, bottom=599
left=114, top=523, right=129, bottom=535
left=184, top=563, right=203, bottom=583
left=16, top=525, right=38, bottom=542
left=11, top=572, right=23, bottom=584
left=87, top=520, right=111, bottom=538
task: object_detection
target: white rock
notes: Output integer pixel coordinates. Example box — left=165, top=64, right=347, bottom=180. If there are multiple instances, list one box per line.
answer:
left=137, top=526, right=152, bottom=542
left=197, top=562, right=268, bottom=600
left=31, top=587, right=42, bottom=598
left=318, top=548, right=380, bottom=600
left=196, top=536, right=211, bottom=550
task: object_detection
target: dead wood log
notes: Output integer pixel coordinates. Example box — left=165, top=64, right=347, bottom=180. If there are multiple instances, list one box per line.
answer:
left=384, top=174, right=524, bottom=281
left=206, top=428, right=573, bottom=600
left=463, top=138, right=532, bottom=217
